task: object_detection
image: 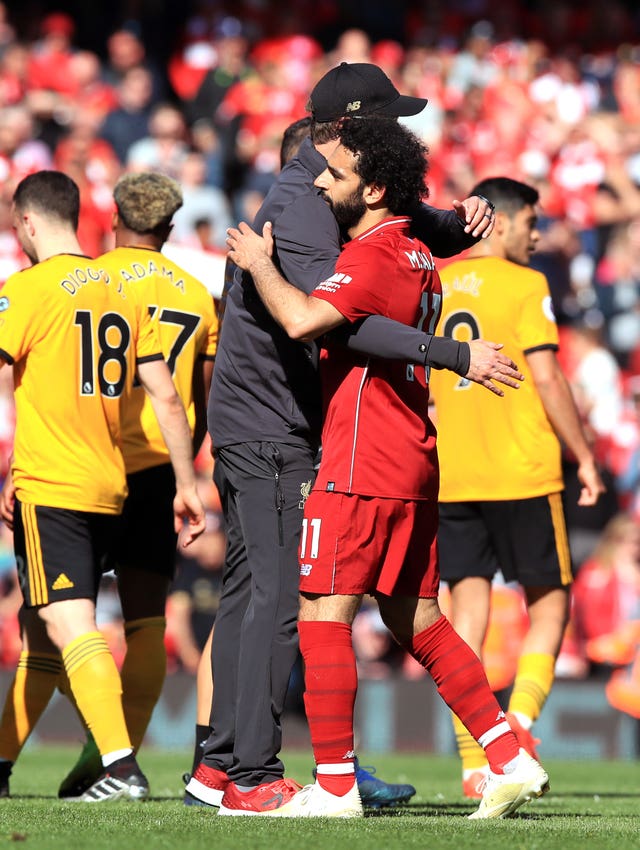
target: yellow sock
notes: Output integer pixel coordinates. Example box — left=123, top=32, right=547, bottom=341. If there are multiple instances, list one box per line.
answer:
left=508, top=652, right=556, bottom=724
left=0, top=652, right=61, bottom=761
left=120, top=617, right=167, bottom=750
left=451, top=711, right=487, bottom=771
left=57, top=666, right=89, bottom=733
left=62, top=632, right=131, bottom=756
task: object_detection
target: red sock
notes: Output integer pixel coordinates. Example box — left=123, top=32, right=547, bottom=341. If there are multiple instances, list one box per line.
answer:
left=315, top=766, right=356, bottom=796
left=409, top=616, right=519, bottom=773
left=298, top=620, right=357, bottom=789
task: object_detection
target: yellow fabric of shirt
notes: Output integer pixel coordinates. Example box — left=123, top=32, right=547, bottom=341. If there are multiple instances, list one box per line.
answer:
left=430, top=256, right=562, bottom=501
left=100, top=247, right=218, bottom=474
left=0, top=254, right=161, bottom=513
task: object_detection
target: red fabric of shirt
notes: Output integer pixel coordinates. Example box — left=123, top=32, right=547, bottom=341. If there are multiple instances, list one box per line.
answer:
left=312, top=217, right=441, bottom=500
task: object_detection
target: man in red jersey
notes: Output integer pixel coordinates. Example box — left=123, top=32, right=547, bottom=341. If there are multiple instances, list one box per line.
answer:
left=225, top=116, right=548, bottom=819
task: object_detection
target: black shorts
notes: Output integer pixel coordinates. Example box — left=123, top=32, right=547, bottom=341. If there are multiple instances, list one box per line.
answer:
left=108, top=462, right=178, bottom=579
left=13, top=500, right=118, bottom=608
left=438, top=493, right=573, bottom=587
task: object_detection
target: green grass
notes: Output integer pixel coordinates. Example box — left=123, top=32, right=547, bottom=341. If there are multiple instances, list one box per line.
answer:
left=0, top=747, right=638, bottom=850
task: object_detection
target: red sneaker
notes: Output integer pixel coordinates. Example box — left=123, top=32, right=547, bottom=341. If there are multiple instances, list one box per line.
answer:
left=185, top=763, right=229, bottom=806
left=505, top=712, right=541, bottom=762
left=462, top=768, right=489, bottom=799
left=218, top=778, right=303, bottom=816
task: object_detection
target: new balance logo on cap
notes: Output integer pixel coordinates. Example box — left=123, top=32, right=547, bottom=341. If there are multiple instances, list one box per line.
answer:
left=309, top=63, right=427, bottom=123
left=52, top=573, right=74, bottom=590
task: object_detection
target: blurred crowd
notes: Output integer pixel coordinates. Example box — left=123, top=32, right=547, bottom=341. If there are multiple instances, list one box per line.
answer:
left=0, top=1, right=639, bottom=721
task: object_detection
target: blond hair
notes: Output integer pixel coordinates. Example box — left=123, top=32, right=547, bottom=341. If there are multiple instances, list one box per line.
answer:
left=113, top=172, right=183, bottom=233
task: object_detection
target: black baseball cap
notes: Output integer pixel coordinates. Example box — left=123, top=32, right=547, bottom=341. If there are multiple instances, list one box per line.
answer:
left=309, top=62, right=428, bottom=122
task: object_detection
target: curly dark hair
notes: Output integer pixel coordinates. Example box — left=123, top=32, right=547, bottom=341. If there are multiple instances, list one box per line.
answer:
left=337, top=117, right=429, bottom=214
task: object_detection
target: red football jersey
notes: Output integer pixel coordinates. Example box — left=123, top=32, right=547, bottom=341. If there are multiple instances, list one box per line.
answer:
left=312, top=217, right=441, bottom=500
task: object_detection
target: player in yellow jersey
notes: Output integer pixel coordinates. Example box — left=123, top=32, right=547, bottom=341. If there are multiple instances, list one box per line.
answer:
left=55, top=172, right=218, bottom=798
left=0, top=171, right=205, bottom=801
left=429, top=177, right=605, bottom=799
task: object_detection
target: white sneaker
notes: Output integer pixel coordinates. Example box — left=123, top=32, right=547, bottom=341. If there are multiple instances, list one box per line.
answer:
left=262, top=780, right=364, bottom=818
left=469, top=749, right=549, bottom=819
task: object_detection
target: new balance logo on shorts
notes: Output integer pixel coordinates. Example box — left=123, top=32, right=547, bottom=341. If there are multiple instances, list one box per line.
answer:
left=52, top=573, right=75, bottom=590
left=300, top=563, right=312, bottom=577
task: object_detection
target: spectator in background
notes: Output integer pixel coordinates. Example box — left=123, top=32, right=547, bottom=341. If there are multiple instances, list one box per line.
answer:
left=351, top=601, right=403, bottom=680
left=170, top=150, right=233, bottom=250
left=185, top=16, right=250, bottom=127
left=0, top=525, right=20, bottom=674
left=65, top=51, right=118, bottom=128
left=569, top=511, right=640, bottom=721
left=103, top=26, right=166, bottom=106
left=99, top=66, right=154, bottom=165
left=613, top=53, right=640, bottom=124
left=0, top=184, right=26, bottom=282
left=446, top=20, right=499, bottom=106
left=53, top=114, right=119, bottom=257
left=0, top=367, right=14, bottom=482
left=26, top=12, right=76, bottom=96
left=126, top=102, right=189, bottom=179
left=190, top=217, right=221, bottom=256
left=370, top=40, right=405, bottom=88
left=0, top=2, right=14, bottom=50
left=529, top=54, right=599, bottom=129
left=167, top=31, right=217, bottom=104
left=0, top=104, right=52, bottom=186
left=214, top=36, right=312, bottom=203
left=610, top=378, right=640, bottom=517
left=167, top=512, right=225, bottom=675
left=572, top=513, right=640, bottom=661
left=190, top=118, right=225, bottom=189
left=568, top=319, right=624, bottom=447
left=0, top=42, right=28, bottom=107
left=329, top=28, right=371, bottom=65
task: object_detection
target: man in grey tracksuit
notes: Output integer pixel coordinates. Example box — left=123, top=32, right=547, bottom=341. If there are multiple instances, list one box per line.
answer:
left=187, top=62, right=517, bottom=812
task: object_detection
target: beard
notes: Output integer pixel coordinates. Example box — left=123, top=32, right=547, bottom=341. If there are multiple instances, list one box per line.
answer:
left=320, top=186, right=367, bottom=231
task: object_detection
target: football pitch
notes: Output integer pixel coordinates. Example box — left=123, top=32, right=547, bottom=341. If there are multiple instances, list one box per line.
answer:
left=0, top=747, right=638, bottom=850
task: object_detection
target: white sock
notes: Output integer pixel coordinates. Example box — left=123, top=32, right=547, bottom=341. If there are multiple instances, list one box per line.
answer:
left=102, top=748, right=133, bottom=767
left=316, top=762, right=355, bottom=776
left=512, top=711, right=533, bottom=730
left=502, top=752, right=522, bottom=775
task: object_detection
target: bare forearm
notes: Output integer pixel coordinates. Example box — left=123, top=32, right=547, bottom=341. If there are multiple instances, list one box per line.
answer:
left=149, top=393, right=197, bottom=488
left=248, top=254, right=342, bottom=340
left=227, top=221, right=343, bottom=338
left=248, top=254, right=313, bottom=336
left=536, top=372, right=594, bottom=463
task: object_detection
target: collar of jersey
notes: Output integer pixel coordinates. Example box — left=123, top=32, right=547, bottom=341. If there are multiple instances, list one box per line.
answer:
left=355, top=216, right=412, bottom=241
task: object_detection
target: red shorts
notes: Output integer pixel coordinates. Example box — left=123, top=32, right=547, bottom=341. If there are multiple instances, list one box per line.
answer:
left=298, top=490, right=439, bottom=597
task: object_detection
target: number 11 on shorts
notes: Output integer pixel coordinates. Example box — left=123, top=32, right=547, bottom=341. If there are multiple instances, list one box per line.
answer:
left=300, top=516, right=321, bottom=559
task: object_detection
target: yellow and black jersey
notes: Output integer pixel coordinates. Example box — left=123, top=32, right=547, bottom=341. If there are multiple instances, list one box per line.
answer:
left=430, top=256, right=562, bottom=501
left=0, top=254, right=162, bottom=513
left=100, top=247, right=218, bottom=473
